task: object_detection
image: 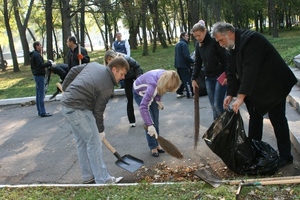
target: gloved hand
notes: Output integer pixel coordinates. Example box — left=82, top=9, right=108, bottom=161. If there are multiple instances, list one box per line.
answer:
left=147, top=125, right=158, bottom=139
left=77, top=54, right=84, bottom=60
left=156, top=101, right=164, bottom=110
left=99, top=132, right=105, bottom=141
left=51, top=62, right=56, bottom=68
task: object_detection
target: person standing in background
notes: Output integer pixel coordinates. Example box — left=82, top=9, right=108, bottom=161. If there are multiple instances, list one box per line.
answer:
left=104, top=50, right=143, bottom=127
left=211, top=21, right=297, bottom=168
left=66, top=36, right=90, bottom=70
left=112, top=32, right=130, bottom=56
left=29, top=41, right=53, bottom=117
left=112, top=32, right=130, bottom=89
left=191, top=20, right=229, bottom=120
left=174, top=32, right=195, bottom=99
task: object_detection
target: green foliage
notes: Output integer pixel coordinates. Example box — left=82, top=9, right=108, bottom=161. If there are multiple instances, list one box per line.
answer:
left=0, top=26, right=300, bottom=100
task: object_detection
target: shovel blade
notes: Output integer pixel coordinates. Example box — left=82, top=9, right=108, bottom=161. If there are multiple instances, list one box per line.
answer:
left=116, top=154, right=144, bottom=173
left=194, top=168, right=224, bottom=188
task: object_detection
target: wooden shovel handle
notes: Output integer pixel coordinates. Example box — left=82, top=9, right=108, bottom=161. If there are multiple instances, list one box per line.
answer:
left=243, top=178, right=300, bottom=186
left=229, top=175, right=300, bottom=185
left=102, top=138, right=117, bottom=154
left=78, top=43, right=82, bottom=65
left=56, top=82, right=63, bottom=93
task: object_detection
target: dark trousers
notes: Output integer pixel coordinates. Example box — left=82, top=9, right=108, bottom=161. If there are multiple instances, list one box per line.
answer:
left=176, top=68, right=193, bottom=98
left=123, top=78, right=136, bottom=123
left=244, top=97, right=292, bottom=160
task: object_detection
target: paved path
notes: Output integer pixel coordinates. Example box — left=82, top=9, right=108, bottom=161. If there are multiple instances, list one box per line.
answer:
left=0, top=93, right=300, bottom=185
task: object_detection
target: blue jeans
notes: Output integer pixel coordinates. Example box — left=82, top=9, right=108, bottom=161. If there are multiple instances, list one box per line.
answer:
left=62, top=106, right=112, bottom=184
left=133, top=91, right=159, bottom=150
left=176, top=68, right=193, bottom=98
left=205, top=76, right=227, bottom=120
left=34, top=76, right=46, bottom=116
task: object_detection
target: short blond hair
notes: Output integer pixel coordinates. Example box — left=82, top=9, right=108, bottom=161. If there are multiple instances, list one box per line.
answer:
left=157, top=70, right=181, bottom=95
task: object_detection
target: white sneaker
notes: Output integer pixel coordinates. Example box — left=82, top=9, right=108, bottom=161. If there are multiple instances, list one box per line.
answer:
left=130, top=123, right=136, bottom=127
left=176, top=94, right=186, bottom=98
left=106, top=176, right=123, bottom=184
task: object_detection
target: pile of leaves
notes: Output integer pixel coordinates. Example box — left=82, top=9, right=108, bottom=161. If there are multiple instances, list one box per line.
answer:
left=129, top=160, right=236, bottom=183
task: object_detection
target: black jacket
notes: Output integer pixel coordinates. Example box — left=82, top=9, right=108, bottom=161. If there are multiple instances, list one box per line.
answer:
left=67, top=45, right=90, bottom=70
left=174, top=38, right=194, bottom=69
left=227, top=29, right=297, bottom=115
left=192, top=31, right=228, bottom=79
left=123, top=55, right=143, bottom=79
left=29, top=50, right=51, bottom=76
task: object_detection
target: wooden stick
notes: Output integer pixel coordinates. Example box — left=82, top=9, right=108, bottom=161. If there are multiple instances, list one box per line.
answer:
left=56, top=82, right=63, bottom=93
left=78, top=43, right=82, bottom=65
left=194, top=81, right=200, bottom=149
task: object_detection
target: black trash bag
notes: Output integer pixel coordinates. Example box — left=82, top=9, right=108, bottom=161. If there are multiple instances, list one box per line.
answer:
left=203, top=109, right=279, bottom=175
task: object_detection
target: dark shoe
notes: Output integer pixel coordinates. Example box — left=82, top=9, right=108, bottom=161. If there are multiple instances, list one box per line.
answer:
left=40, top=113, right=52, bottom=117
left=157, top=149, right=165, bottom=153
left=152, top=152, right=159, bottom=157
left=83, top=178, right=95, bottom=184
left=278, top=158, right=293, bottom=168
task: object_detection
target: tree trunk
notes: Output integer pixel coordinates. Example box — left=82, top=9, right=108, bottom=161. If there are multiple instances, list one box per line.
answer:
left=4, top=0, right=19, bottom=72
left=189, top=0, right=200, bottom=44
left=59, top=0, right=72, bottom=63
left=120, top=0, right=140, bottom=50
left=270, top=0, right=278, bottom=37
left=141, top=0, right=149, bottom=56
left=80, top=0, right=85, bottom=46
left=13, top=0, right=34, bottom=66
left=179, top=0, right=186, bottom=32
left=85, top=25, right=93, bottom=51
left=46, top=0, right=54, bottom=60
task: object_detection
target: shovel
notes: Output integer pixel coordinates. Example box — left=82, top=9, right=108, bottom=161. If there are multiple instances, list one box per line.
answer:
left=194, top=168, right=300, bottom=188
left=102, top=138, right=144, bottom=173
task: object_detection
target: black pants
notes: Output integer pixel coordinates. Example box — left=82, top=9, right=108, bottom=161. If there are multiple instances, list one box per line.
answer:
left=123, top=78, right=136, bottom=123
left=176, top=68, right=193, bottom=98
left=245, top=97, right=292, bottom=160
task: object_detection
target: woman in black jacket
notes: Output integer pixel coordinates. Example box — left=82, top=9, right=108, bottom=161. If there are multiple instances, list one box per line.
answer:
left=104, top=50, right=143, bottom=127
left=191, top=20, right=229, bottom=120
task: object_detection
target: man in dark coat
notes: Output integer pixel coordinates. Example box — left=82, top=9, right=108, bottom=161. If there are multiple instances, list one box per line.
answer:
left=29, top=41, right=53, bottom=117
left=66, top=36, right=90, bottom=70
left=174, top=32, right=195, bottom=98
left=211, top=22, right=297, bottom=168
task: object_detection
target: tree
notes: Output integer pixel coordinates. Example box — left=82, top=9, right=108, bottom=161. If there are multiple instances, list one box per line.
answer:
left=59, top=0, right=71, bottom=63
left=3, top=0, right=19, bottom=72
left=46, top=0, right=54, bottom=60
left=140, top=0, right=149, bottom=56
left=13, top=0, right=34, bottom=66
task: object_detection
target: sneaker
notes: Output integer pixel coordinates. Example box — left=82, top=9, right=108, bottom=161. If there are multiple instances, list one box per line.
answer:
left=83, top=178, right=95, bottom=184
left=176, top=94, right=186, bottom=98
left=106, top=176, right=123, bottom=184
left=130, top=123, right=136, bottom=127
